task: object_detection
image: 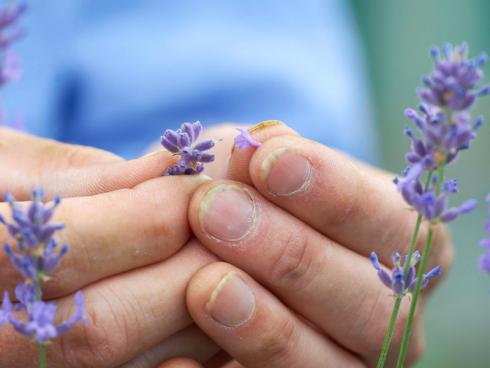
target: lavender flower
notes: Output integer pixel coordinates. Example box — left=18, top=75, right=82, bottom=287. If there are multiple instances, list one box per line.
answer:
left=235, top=128, right=261, bottom=149
left=370, top=251, right=441, bottom=296
left=478, top=194, right=490, bottom=273
left=419, top=43, right=489, bottom=111
left=403, top=106, right=483, bottom=168
left=0, top=292, right=8, bottom=327
left=396, top=173, right=477, bottom=223
left=2, top=290, right=86, bottom=344
left=160, top=121, right=215, bottom=175
left=0, top=189, right=86, bottom=346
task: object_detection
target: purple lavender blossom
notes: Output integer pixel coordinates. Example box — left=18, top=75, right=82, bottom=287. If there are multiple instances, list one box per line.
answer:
left=2, top=290, right=86, bottom=344
left=419, top=43, right=489, bottom=111
left=478, top=194, right=490, bottom=273
left=0, top=189, right=67, bottom=280
left=1, top=189, right=64, bottom=247
left=0, top=292, right=8, bottom=327
left=235, top=128, right=261, bottom=149
left=403, top=106, right=483, bottom=167
left=396, top=173, right=478, bottom=223
left=160, top=121, right=215, bottom=175
left=370, top=251, right=441, bottom=296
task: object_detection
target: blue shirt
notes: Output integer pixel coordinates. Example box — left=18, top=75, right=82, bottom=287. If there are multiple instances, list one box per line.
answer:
left=4, top=0, right=378, bottom=162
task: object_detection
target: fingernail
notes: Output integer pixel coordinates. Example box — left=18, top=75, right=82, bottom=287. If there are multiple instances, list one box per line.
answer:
left=248, top=120, right=284, bottom=134
left=199, top=184, right=256, bottom=242
left=262, top=148, right=312, bottom=196
left=207, top=272, right=256, bottom=327
left=184, top=174, right=212, bottom=184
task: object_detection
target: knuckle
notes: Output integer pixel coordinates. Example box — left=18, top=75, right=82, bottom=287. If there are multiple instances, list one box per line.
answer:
left=268, top=229, right=320, bottom=290
left=357, top=289, right=411, bottom=356
left=259, top=316, right=298, bottom=366
left=60, top=290, right=134, bottom=368
left=138, top=190, right=185, bottom=257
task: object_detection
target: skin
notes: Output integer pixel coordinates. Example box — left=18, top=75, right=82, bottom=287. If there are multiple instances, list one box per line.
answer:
left=0, top=124, right=452, bottom=367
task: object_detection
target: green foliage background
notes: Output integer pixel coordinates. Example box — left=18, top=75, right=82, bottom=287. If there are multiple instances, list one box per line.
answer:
left=350, top=1, right=490, bottom=366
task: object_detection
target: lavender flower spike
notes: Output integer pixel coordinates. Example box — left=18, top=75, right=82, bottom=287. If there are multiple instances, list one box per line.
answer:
left=161, top=121, right=215, bottom=175
left=235, top=127, right=261, bottom=149
left=0, top=188, right=87, bottom=346
left=419, top=43, right=489, bottom=111
left=370, top=251, right=441, bottom=297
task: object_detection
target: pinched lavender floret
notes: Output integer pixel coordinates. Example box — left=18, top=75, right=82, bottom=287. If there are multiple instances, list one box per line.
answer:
left=234, top=127, right=261, bottom=149
left=161, top=121, right=215, bottom=175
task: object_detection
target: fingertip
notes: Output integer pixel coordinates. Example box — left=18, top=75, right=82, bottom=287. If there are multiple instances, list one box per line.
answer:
left=158, top=357, right=203, bottom=368
left=227, top=121, right=298, bottom=183
left=186, top=262, right=258, bottom=331
left=186, top=262, right=232, bottom=317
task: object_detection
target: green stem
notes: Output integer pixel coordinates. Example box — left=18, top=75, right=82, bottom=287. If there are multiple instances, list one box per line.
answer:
left=375, top=171, right=433, bottom=368
left=39, top=344, right=47, bottom=368
left=35, top=271, right=47, bottom=368
left=376, top=297, right=402, bottom=368
left=395, top=228, right=434, bottom=368
left=396, top=165, right=445, bottom=368
left=402, top=171, right=432, bottom=280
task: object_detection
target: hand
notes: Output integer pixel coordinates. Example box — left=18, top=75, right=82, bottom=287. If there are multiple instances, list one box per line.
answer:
left=0, top=127, right=224, bottom=367
left=171, top=123, right=453, bottom=367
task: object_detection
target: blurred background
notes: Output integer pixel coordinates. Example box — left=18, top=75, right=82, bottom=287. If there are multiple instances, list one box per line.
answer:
left=2, top=0, right=490, bottom=366
left=351, top=1, right=490, bottom=367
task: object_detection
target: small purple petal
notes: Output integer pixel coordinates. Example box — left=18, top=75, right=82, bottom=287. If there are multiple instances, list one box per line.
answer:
left=234, top=128, right=261, bottom=149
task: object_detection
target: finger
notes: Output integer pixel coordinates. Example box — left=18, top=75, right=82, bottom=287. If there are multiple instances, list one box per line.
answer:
left=188, top=180, right=425, bottom=360
left=0, top=175, right=209, bottom=298
left=226, top=120, right=298, bottom=184
left=203, top=351, right=234, bottom=368
left=0, top=127, right=178, bottom=200
left=244, top=134, right=453, bottom=270
left=186, top=262, right=365, bottom=368
left=40, top=149, right=178, bottom=200
left=158, top=358, right=203, bottom=368
left=0, top=241, right=217, bottom=368
left=122, top=325, right=219, bottom=368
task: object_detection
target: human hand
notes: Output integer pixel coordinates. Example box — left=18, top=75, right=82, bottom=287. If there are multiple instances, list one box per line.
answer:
left=172, top=122, right=453, bottom=367
left=0, top=127, right=224, bottom=367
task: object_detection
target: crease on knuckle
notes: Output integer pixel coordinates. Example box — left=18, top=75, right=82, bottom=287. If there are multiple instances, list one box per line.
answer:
left=356, top=287, right=389, bottom=355
left=61, top=289, right=133, bottom=368
left=268, top=228, right=318, bottom=291
left=137, top=190, right=184, bottom=258
left=356, top=287, right=411, bottom=357
left=259, top=315, right=298, bottom=367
